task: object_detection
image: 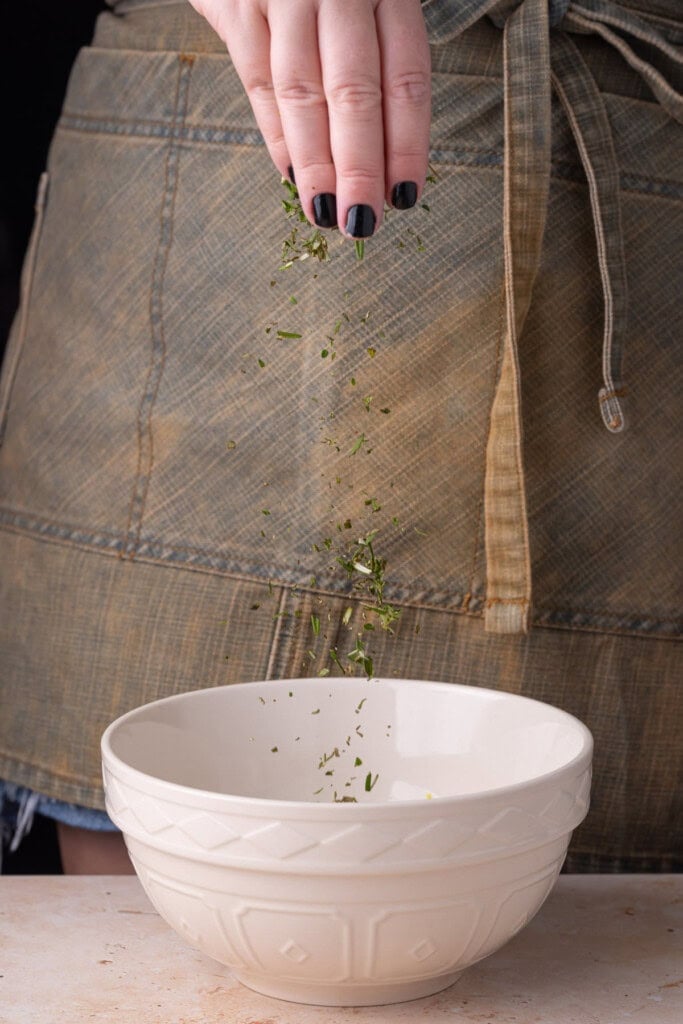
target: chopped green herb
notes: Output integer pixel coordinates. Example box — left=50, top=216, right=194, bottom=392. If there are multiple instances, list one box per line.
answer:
left=354, top=756, right=363, bottom=767
left=271, top=746, right=278, bottom=753
left=349, top=434, right=368, bottom=456
left=329, top=648, right=345, bottom=674
left=365, top=772, right=379, bottom=792
left=347, top=637, right=373, bottom=679
left=276, top=330, right=302, bottom=340
left=311, top=613, right=321, bottom=636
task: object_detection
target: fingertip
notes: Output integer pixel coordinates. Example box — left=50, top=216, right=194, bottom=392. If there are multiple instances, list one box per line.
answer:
left=343, top=203, right=378, bottom=239
left=390, top=180, right=418, bottom=210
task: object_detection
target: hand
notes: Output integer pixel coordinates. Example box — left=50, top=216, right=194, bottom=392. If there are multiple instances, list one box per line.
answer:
left=189, top=0, right=431, bottom=238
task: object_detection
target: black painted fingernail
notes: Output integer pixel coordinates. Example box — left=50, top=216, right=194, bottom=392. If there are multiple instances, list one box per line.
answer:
left=287, top=164, right=295, bottom=184
left=345, top=204, right=376, bottom=238
left=391, top=181, right=418, bottom=210
left=313, top=193, right=337, bottom=229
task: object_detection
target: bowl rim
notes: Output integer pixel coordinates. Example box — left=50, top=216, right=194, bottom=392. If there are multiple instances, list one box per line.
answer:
left=101, top=678, right=593, bottom=816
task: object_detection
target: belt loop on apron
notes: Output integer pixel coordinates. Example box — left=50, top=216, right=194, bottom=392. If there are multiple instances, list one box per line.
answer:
left=483, top=0, right=552, bottom=634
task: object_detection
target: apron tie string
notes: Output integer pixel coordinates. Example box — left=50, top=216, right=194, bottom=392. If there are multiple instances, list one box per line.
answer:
left=421, top=0, right=683, bottom=633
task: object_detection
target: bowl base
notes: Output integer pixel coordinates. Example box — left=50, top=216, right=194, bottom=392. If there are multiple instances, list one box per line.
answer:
left=233, top=969, right=464, bottom=1007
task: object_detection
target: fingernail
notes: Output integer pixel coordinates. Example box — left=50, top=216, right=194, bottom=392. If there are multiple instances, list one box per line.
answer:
left=345, top=204, right=376, bottom=238
left=391, top=181, right=418, bottom=210
left=287, top=165, right=295, bottom=185
left=313, top=193, right=337, bottom=229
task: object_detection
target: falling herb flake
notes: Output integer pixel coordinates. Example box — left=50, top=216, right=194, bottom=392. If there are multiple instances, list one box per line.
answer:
left=271, top=746, right=279, bottom=753
left=354, top=756, right=363, bottom=767
left=276, top=330, right=302, bottom=340
left=311, top=614, right=321, bottom=636
left=349, top=434, right=368, bottom=456
left=355, top=239, right=365, bottom=261
left=226, top=440, right=237, bottom=450
left=347, top=637, right=373, bottom=679
left=365, top=772, right=379, bottom=792
left=329, top=648, right=345, bottom=674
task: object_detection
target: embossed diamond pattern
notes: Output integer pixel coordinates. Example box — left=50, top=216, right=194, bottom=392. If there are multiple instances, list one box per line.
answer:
left=479, top=807, right=546, bottom=843
left=127, top=794, right=174, bottom=834
left=241, top=822, right=319, bottom=860
left=540, top=789, right=579, bottom=826
left=176, top=813, right=239, bottom=850
left=402, top=819, right=474, bottom=858
left=103, top=764, right=591, bottom=868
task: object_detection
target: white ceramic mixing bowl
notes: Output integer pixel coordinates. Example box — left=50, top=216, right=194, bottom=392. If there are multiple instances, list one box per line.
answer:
left=101, top=678, right=592, bottom=1006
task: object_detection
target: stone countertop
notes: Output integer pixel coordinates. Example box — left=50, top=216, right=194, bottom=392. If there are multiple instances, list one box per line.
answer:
left=0, top=874, right=680, bottom=1023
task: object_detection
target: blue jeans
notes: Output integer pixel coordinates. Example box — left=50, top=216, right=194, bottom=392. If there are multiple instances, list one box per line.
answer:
left=0, top=779, right=117, bottom=858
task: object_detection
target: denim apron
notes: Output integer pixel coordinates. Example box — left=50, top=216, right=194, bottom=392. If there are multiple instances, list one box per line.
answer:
left=0, top=0, right=681, bottom=870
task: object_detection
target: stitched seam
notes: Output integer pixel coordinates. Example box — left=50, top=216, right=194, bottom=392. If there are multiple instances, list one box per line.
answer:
left=121, top=54, right=194, bottom=561
left=0, top=174, right=49, bottom=445
left=1, top=514, right=681, bottom=632
left=55, top=117, right=683, bottom=199
left=264, top=587, right=289, bottom=682
left=464, top=275, right=506, bottom=611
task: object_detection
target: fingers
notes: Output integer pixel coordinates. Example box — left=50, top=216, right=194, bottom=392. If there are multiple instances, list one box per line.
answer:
left=214, top=0, right=431, bottom=237
left=376, top=0, right=431, bottom=210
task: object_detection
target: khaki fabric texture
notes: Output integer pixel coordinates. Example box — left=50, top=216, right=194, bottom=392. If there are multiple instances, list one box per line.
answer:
left=0, top=0, right=681, bottom=871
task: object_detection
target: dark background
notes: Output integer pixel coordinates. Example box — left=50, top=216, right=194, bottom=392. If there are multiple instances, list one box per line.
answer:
left=1, top=0, right=106, bottom=874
